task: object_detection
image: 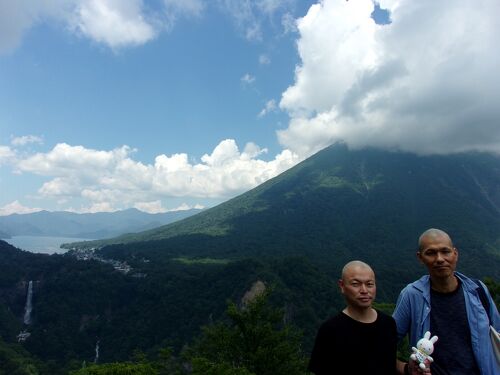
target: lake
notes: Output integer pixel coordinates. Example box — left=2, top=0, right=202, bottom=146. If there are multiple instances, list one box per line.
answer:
left=4, top=235, right=93, bottom=254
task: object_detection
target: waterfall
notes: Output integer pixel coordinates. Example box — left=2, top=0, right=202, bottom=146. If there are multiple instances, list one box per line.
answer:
left=94, top=340, right=100, bottom=363
left=23, top=281, right=33, bottom=325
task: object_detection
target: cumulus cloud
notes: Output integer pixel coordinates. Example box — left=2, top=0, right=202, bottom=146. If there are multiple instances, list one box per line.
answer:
left=11, top=135, right=44, bottom=146
left=0, top=200, right=42, bottom=216
left=9, top=140, right=299, bottom=212
left=69, top=0, right=157, bottom=49
left=279, top=0, right=500, bottom=157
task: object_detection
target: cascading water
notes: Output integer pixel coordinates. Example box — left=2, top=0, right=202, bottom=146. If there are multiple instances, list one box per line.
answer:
left=94, top=341, right=100, bottom=363
left=23, top=280, right=33, bottom=325
left=94, top=340, right=100, bottom=363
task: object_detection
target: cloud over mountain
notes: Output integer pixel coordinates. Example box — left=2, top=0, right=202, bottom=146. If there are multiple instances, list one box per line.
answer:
left=278, top=0, right=500, bottom=157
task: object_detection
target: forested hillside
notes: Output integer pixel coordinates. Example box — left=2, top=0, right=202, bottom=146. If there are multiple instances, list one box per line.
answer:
left=0, top=240, right=341, bottom=374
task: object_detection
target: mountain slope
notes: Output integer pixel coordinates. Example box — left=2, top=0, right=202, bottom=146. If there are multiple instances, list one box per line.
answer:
left=68, top=144, right=500, bottom=289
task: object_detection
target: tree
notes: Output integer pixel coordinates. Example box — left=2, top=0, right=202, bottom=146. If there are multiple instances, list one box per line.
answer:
left=187, top=289, right=309, bottom=375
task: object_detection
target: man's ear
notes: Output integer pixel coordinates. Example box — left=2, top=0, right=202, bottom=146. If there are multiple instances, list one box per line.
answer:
left=416, top=251, right=423, bottom=264
left=338, top=279, right=344, bottom=294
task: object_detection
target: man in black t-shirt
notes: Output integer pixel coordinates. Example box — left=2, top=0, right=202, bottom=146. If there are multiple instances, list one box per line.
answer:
left=308, top=260, right=398, bottom=375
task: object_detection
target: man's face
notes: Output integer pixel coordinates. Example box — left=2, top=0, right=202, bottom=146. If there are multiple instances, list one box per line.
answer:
left=417, top=234, right=458, bottom=279
left=339, top=266, right=376, bottom=309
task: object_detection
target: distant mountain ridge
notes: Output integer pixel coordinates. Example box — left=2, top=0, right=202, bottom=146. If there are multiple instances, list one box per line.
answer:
left=0, top=208, right=202, bottom=240
left=70, top=144, right=500, bottom=289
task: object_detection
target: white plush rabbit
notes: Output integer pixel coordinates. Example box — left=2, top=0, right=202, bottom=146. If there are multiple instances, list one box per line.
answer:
left=410, top=331, right=438, bottom=370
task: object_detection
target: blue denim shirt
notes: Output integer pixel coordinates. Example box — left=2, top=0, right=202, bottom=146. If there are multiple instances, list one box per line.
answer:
left=393, top=272, right=500, bottom=375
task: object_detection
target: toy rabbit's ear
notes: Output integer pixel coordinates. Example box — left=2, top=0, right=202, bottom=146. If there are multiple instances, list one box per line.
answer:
left=430, top=336, right=438, bottom=343
left=424, top=331, right=431, bottom=339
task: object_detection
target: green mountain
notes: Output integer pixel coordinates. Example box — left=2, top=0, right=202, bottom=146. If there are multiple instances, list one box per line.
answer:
left=70, top=144, right=500, bottom=286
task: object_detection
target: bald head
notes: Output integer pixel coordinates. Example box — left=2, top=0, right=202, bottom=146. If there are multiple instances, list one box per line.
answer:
left=418, top=228, right=453, bottom=252
left=341, top=260, right=374, bottom=281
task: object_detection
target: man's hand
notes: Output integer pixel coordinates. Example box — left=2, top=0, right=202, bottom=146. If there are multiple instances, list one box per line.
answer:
left=408, top=358, right=431, bottom=374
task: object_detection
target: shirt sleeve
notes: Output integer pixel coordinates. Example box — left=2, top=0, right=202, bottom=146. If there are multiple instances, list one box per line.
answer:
left=393, top=286, right=412, bottom=343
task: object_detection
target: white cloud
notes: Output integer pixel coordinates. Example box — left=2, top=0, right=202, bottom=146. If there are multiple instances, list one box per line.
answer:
left=0, top=0, right=203, bottom=53
left=134, top=200, right=204, bottom=213
left=0, top=146, right=15, bottom=165
left=134, top=200, right=167, bottom=213
left=76, top=202, right=117, bottom=213
left=17, top=143, right=133, bottom=177
left=218, top=0, right=261, bottom=41
left=279, top=0, right=500, bottom=157
left=0, top=0, right=71, bottom=54
left=11, top=135, right=44, bottom=146
left=162, top=0, right=205, bottom=30
left=8, top=140, right=299, bottom=213
left=69, top=0, right=157, bottom=49
left=0, top=0, right=39, bottom=54
left=167, top=202, right=204, bottom=212
left=256, top=0, right=289, bottom=15
left=259, top=99, right=277, bottom=117
left=0, top=200, right=43, bottom=216
left=241, top=73, right=256, bottom=85
left=281, top=12, right=297, bottom=34
left=217, top=0, right=293, bottom=41
left=0, top=0, right=298, bottom=53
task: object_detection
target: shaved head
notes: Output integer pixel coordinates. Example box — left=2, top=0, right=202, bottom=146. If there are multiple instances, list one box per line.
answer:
left=341, top=260, right=374, bottom=280
left=418, top=228, right=453, bottom=252
left=339, top=260, right=376, bottom=312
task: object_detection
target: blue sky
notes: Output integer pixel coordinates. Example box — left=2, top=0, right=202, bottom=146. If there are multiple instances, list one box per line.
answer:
left=0, top=0, right=499, bottom=215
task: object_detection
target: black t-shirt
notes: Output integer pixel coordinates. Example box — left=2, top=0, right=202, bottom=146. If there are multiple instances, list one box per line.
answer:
left=429, top=281, right=480, bottom=375
left=308, top=310, right=397, bottom=375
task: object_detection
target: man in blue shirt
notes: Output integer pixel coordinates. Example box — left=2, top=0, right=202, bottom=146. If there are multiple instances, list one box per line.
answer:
left=393, top=228, right=499, bottom=375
